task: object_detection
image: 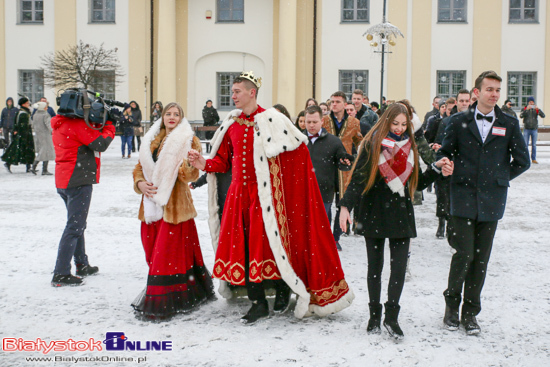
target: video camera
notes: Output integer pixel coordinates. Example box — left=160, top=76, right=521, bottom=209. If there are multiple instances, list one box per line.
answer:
left=56, top=88, right=125, bottom=130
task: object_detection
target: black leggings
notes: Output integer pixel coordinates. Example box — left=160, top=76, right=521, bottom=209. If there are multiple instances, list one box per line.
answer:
left=365, top=237, right=410, bottom=306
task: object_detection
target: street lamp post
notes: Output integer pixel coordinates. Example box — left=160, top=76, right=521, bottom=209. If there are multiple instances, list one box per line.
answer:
left=363, top=0, right=404, bottom=104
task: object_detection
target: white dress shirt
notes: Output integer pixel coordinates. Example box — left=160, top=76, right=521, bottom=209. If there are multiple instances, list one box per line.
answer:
left=308, top=131, right=320, bottom=144
left=475, top=107, right=495, bottom=143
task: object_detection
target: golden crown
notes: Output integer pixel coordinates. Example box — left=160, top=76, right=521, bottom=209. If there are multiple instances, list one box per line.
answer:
left=238, top=71, right=262, bottom=89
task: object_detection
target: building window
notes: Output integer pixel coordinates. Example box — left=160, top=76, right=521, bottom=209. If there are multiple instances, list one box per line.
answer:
left=339, top=70, right=368, bottom=100
left=507, top=72, right=536, bottom=110
left=19, top=0, right=44, bottom=24
left=341, top=0, right=369, bottom=23
left=437, top=70, right=466, bottom=100
left=217, top=0, right=244, bottom=23
left=509, top=0, right=538, bottom=23
left=90, top=0, right=116, bottom=23
left=217, top=72, right=240, bottom=110
left=438, top=0, right=467, bottom=22
left=18, top=70, right=44, bottom=103
left=90, top=70, right=116, bottom=99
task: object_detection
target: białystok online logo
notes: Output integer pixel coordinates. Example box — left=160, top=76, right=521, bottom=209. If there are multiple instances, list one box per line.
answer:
left=2, top=332, right=172, bottom=354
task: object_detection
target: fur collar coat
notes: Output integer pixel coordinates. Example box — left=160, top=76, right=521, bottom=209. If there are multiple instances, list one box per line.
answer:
left=133, top=118, right=200, bottom=224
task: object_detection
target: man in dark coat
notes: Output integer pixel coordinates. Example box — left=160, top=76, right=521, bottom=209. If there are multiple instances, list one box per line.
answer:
left=424, top=99, right=447, bottom=144
left=437, top=71, right=530, bottom=335
left=202, top=99, right=220, bottom=153
left=500, top=99, right=517, bottom=119
left=423, top=95, right=442, bottom=130
left=433, top=89, right=471, bottom=240
left=2, top=98, right=35, bottom=173
left=304, top=105, right=353, bottom=239
left=520, top=96, right=545, bottom=164
left=1, top=97, right=18, bottom=147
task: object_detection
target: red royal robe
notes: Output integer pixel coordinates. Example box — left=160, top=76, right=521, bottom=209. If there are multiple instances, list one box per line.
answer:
left=205, top=106, right=354, bottom=318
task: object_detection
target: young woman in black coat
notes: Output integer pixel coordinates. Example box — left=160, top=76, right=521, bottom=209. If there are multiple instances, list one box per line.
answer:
left=339, top=103, right=453, bottom=339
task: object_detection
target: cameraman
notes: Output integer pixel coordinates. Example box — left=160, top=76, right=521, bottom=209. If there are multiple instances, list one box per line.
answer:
left=51, top=108, right=116, bottom=287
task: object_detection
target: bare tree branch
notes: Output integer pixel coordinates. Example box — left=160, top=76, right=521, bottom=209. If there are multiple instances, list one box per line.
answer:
left=41, top=40, right=124, bottom=95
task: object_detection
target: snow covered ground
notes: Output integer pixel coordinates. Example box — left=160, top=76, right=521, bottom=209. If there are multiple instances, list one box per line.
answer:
left=1, top=143, right=549, bottom=367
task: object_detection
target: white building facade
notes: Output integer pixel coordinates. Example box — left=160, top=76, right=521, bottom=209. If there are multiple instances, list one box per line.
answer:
left=1, top=0, right=549, bottom=123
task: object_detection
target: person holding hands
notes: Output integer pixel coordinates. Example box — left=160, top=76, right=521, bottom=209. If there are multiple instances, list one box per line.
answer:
left=339, top=103, right=453, bottom=339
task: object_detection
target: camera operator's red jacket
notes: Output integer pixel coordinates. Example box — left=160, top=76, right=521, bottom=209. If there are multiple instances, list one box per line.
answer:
left=51, top=115, right=115, bottom=189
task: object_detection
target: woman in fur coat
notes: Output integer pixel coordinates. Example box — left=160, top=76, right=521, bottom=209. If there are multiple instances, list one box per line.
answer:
left=339, top=103, right=453, bottom=339
left=132, top=102, right=215, bottom=320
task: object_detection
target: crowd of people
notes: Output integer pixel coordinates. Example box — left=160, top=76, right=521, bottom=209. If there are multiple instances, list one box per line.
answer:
left=137, top=70, right=530, bottom=339
left=1, top=69, right=540, bottom=342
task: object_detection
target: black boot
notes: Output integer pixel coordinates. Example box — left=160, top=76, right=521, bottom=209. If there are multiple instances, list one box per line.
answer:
left=367, top=303, right=382, bottom=334
left=273, top=282, right=292, bottom=313
left=383, top=303, right=404, bottom=340
left=31, top=161, right=39, bottom=175
left=241, top=299, right=269, bottom=325
left=436, top=217, right=445, bottom=239
left=26, top=164, right=32, bottom=173
left=42, top=161, right=53, bottom=175
left=51, top=274, right=83, bottom=287
left=443, top=305, right=460, bottom=331
left=461, top=314, right=481, bottom=335
left=76, top=264, right=99, bottom=277
left=4, top=163, right=12, bottom=173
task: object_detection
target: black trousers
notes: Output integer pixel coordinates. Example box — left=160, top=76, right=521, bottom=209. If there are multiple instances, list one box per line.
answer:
left=243, top=221, right=289, bottom=302
left=444, top=216, right=498, bottom=316
left=365, top=237, right=410, bottom=306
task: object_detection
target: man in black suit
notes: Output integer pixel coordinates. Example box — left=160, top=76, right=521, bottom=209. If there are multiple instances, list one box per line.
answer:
left=304, top=105, right=353, bottom=251
left=437, top=71, right=530, bottom=335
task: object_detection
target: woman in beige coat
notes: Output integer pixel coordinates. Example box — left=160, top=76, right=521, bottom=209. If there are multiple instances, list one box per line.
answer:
left=31, top=102, right=55, bottom=175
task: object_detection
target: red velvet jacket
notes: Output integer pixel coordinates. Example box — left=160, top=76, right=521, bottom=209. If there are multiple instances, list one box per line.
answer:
left=51, top=115, right=115, bottom=189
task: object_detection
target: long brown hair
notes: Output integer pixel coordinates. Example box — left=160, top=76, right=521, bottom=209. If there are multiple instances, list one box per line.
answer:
left=151, top=102, right=185, bottom=151
left=350, top=103, right=420, bottom=197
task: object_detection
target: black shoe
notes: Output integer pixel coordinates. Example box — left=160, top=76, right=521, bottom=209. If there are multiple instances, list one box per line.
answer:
left=42, top=171, right=53, bottom=176
left=335, top=241, right=342, bottom=251
left=273, top=285, right=292, bottom=313
left=436, top=218, right=445, bottom=239
left=443, top=306, right=460, bottom=331
left=367, top=303, right=382, bottom=334
left=461, top=314, right=481, bottom=335
left=383, top=303, right=404, bottom=340
left=76, top=264, right=99, bottom=277
left=4, top=163, right=11, bottom=173
left=241, top=300, right=269, bottom=325
left=51, top=274, right=83, bottom=287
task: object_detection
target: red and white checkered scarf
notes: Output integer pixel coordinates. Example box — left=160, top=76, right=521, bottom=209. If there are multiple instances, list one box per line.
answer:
left=378, top=136, right=415, bottom=197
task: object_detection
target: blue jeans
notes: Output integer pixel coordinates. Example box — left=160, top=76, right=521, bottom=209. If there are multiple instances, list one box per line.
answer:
left=54, top=185, right=92, bottom=275
left=324, top=202, right=332, bottom=226
left=333, top=196, right=343, bottom=242
left=121, top=135, right=133, bottom=156
left=523, top=128, right=537, bottom=160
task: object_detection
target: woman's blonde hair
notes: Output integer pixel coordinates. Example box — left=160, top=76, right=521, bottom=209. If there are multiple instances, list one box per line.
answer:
left=350, top=103, right=420, bottom=198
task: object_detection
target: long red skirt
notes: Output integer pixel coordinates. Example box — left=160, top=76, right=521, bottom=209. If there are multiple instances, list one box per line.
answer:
left=132, top=218, right=215, bottom=320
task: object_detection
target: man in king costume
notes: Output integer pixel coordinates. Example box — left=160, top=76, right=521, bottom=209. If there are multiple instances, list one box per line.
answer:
left=188, top=71, right=354, bottom=324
